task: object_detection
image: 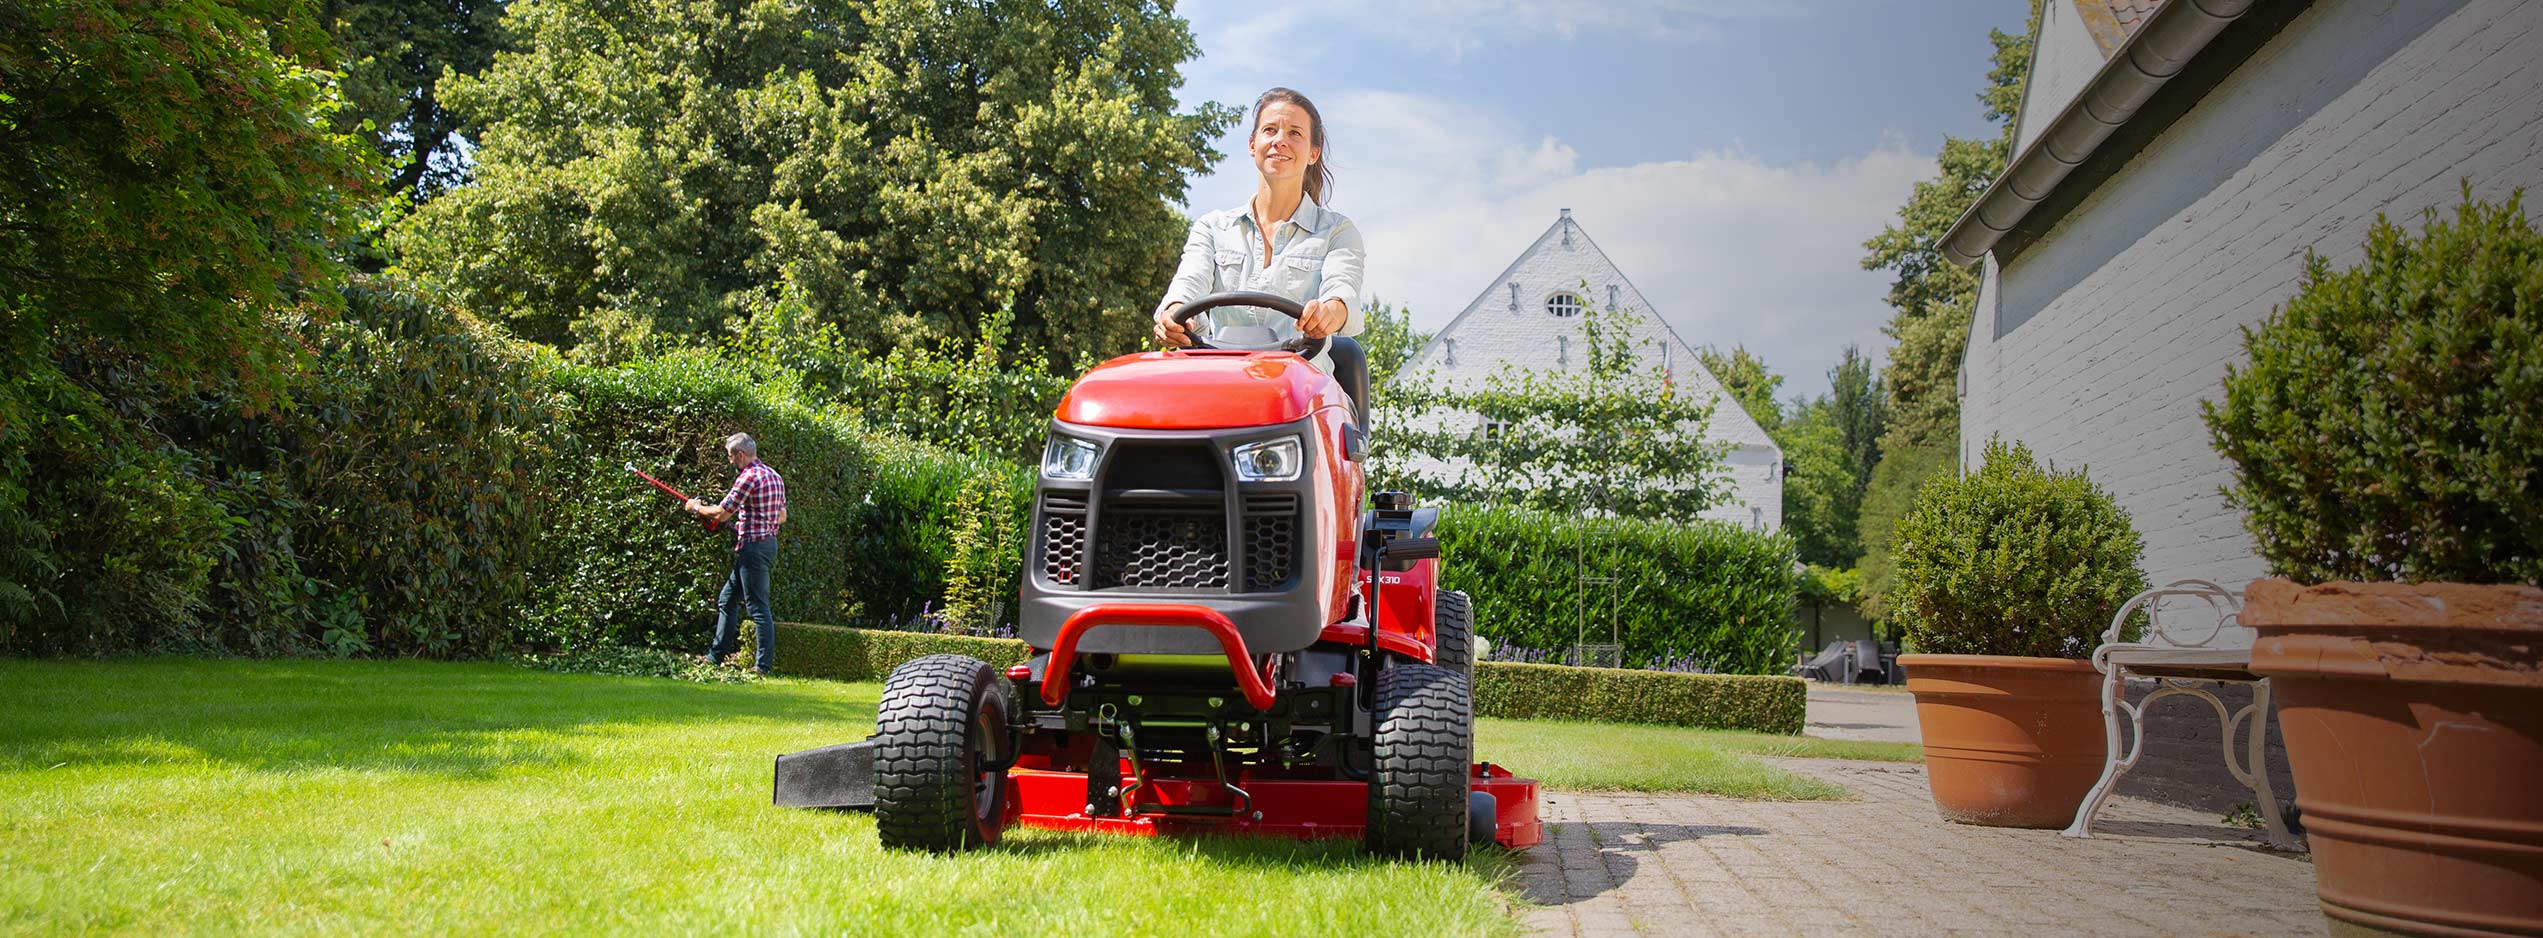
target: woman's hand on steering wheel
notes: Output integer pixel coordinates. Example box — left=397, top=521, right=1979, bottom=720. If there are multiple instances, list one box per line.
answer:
left=1153, top=303, right=1195, bottom=347
left=1297, top=297, right=1347, bottom=338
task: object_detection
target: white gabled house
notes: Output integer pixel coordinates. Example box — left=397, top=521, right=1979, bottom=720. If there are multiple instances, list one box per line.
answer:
left=1390, top=209, right=1785, bottom=532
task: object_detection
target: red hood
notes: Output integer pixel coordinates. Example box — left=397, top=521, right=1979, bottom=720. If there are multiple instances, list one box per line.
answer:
left=1055, top=350, right=1330, bottom=429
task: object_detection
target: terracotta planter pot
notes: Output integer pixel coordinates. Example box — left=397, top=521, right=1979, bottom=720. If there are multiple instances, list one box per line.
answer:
left=2245, top=579, right=2543, bottom=938
left=1899, top=654, right=2106, bottom=828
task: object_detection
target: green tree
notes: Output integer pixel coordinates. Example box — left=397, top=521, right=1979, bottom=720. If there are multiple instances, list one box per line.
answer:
left=1775, top=403, right=1860, bottom=567
left=325, top=0, right=506, bottom=199
left=2, top=0, right=380, bottom=642
left=1380, top=305, right=1728, bottom=523
left=389, top=0, right=1236, bottom=366
left=1826, top=343, right=1887, bottom=494
left=1697, top=344, right=1784, bottom=434
left=1853, top=2, right=2035, bottom=613
left=1357, top=297, right=1430, bottom=392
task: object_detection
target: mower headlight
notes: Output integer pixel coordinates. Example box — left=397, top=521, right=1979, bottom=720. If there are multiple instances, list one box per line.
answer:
left=1232, top=435, right=1304, bottom=482
left=1041, top=436, right=1100, bottom=480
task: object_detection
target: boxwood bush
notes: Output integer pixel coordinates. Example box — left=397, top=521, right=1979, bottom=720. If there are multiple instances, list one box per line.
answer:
left=769, top=623, right=1800, bottom=731
left=1888, top=440, right=2147, bottom=658
left=2204, top=189, right=2543, bottom=585
left=1435, top=505, right=1798, bottom=675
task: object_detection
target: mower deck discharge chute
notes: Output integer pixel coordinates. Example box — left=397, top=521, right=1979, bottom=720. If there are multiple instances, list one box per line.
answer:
left=774, top=291, right=1543, bottom=857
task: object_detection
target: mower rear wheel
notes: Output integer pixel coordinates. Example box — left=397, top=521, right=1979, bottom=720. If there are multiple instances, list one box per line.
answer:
left=872, top=654, right=1014, bottom=852
left=1366, top=662, right=1473, bottom=860
left=1433, top=589, right=1474, bottom=677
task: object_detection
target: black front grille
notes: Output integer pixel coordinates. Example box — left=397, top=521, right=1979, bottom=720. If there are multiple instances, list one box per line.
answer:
left=1093, top=512, right=1229, bottom=590
left=1042, top=510, right=1085, bottom=585
left=1242, top=493, right=1299, bottom=591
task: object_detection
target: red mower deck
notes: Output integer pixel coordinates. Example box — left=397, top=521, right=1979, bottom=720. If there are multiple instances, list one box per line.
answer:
left=1004, top=762, right=1544, bottom=848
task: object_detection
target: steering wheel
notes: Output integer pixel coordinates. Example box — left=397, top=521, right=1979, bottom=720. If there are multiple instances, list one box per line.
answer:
left=1169, top=291, right=1329, bottom=362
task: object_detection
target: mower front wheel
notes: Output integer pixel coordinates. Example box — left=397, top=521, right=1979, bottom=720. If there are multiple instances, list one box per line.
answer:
left=1366, top=662, right=1474, bottom=860
left=872, top=654, right=1014, bottom=852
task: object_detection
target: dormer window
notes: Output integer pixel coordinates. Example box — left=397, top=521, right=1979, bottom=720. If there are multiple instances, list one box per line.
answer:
left=1546, top=292, right=1583, bottom=318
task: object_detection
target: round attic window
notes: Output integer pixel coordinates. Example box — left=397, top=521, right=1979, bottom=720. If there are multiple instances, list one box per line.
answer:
left=1546, top=292, right=1583, bottom=318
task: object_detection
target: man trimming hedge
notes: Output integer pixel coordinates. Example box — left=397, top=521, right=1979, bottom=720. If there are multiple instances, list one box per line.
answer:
left=686, top=433, right=787, bottom=675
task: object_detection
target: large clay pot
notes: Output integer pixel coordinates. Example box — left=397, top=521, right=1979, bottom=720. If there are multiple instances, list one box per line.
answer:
left=1899, top=654, right=2106, bottom=828
left=2244, top=579, right=2543, bottom=938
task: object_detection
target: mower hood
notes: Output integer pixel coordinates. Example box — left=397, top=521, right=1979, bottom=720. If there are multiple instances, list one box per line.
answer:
left=1055, top=350, right=1332, bottom=430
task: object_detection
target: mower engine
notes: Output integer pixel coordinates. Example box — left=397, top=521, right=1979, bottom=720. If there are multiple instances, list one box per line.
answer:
left=773, top=291, right=1542, bottom=859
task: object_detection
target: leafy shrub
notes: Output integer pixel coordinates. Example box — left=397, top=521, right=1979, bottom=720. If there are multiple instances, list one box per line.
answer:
left=5, top=284, right=560, bottom=657
left=525, top=351, right=1028, bottom=653
left=1473, top=662, right=1804, bottom=733
left=527, top=352, right=879, bottom=650
left=768, top=623, right=1801, bottom=731
left=2204, top=189, right=2543, bottom=585
left=193, top=284, right=565, bottom=657
left=1434, top=505, right=1799, bottom=674
left=1889, top=439, right=2146, bottom=658
left=733, top=311, right=1074, bottom=465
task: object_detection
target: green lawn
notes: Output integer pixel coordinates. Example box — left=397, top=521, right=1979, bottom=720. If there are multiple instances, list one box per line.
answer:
left=0, top=658, right=1912, bottom=935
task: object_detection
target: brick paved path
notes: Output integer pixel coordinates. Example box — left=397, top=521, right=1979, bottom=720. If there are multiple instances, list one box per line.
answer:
left=1513, top=759, right=2322, bottom=937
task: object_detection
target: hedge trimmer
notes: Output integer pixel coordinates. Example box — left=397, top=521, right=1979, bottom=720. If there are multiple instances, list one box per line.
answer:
left=625, top=462, right=724, bottom=532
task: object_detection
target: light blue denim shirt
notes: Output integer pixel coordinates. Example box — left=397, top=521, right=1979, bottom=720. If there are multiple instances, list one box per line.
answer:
left=1155, top=198, right=1367, bottom=346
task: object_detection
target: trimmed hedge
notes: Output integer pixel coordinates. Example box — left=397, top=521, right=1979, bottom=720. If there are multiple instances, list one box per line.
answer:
left=1474, top=662, right=1803, bottom=734
left=768, top=623, right=1802, bottom=733
left=1435, top=504, right=1799, bottom=674
left=773, top=622, right=1030, bottom=681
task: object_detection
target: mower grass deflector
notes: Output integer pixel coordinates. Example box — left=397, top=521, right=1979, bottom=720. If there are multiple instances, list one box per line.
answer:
left=772, top=290, right=1541, bottom=858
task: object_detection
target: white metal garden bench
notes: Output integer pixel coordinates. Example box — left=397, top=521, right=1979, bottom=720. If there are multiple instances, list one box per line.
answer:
left=2063, top=579, right=2298, bottom=849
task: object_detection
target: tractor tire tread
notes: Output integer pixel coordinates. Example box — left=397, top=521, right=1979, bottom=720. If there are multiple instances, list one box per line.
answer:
left=1433, top=589, right=1474, bottom=676
left=1366, top=662, right=1472, bottom=860
left=872, top=654, right=1006, bottom=852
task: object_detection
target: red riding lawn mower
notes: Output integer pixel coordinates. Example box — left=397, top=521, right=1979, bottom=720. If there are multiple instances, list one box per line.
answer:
left=773, top=291, right=1542, bottom=858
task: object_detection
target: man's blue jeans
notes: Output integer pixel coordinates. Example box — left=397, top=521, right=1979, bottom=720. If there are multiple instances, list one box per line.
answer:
left=711, top=537, right=777, bottom=672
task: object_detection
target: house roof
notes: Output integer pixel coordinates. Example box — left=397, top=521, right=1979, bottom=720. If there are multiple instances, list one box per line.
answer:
left=2077, top=0, right=2166, bottom=55
left=1939, top=0, right=2269, bottom=267
left=1399, top=210, right=1781, bottom=454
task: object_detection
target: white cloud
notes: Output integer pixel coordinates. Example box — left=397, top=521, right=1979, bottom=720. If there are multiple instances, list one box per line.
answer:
left=1189, top=0, right=1800, bottom=66
left=1183, top=89, right=1927, bottom=400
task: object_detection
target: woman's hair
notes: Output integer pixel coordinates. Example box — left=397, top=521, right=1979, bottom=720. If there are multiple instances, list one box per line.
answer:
left=1253, top=87, right=1333, bottom=205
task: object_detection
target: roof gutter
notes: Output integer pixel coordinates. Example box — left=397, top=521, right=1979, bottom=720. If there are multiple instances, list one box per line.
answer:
left=1939, top=0, right=2260, bottom=267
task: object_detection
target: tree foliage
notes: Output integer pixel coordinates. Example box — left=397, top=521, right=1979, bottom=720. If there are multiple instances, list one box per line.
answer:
left=325, top=0, right=505, bottom=199
left=2205, top=189, right=2543, bottom=586
left=2, top=0, right=381, bottom=643
left=1378, top=305, right=1728, bottom=523
left=388, top=0, right=1235, bottom=366
left=1698, top=345, right=1783, bottom=435
left=1854, top=3, right=2034, bottom=614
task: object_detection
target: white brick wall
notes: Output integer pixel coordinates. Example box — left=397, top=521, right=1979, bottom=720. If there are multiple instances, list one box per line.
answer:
left=1963, top=0, right=2543, bottom=634
left=1394, top=211, right=1784, bottom=531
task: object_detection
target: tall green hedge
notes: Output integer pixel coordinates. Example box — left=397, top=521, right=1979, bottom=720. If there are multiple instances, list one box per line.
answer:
left=524, top=352, right=1033, bottom=652
left=4, top=283, right=563, bottom=657
left=1435, top=505, right=1799, bottom=674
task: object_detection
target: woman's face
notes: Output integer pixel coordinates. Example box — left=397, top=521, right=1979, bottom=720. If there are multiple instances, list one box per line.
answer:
left=1249, top=100, right=1319, bottom=185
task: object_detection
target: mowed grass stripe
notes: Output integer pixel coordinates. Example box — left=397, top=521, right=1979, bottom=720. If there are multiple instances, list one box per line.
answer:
left=0, top=658, right=1910, bottom=935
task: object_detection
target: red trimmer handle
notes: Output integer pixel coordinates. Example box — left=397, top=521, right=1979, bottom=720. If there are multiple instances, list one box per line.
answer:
left=624, top=462, right=725, bottom=532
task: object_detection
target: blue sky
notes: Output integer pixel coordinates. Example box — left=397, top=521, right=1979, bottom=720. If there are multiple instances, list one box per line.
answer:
left=1173, top=0, right=2030, bottom=400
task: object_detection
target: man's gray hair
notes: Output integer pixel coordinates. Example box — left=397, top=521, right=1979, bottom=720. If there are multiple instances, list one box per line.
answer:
left=724, top=433, right=757, bottom=457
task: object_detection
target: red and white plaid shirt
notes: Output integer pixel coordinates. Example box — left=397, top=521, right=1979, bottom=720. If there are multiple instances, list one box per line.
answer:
left=718, top=459, right=786, bottom=548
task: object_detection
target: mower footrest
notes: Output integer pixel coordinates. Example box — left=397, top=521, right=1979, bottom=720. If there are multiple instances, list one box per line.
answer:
left=772, top=740, right=878, bottom=809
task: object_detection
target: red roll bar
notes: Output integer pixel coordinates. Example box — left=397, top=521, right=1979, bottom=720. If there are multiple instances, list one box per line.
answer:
left=1039, top=603, right=1279, bottom=710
